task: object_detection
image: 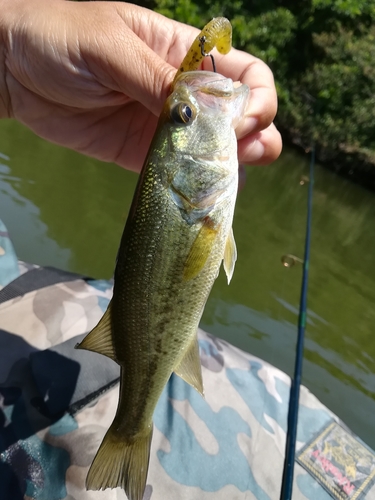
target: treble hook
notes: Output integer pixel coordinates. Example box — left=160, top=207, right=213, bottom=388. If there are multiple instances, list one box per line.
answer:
left=199, top=36, right=217, bottom=73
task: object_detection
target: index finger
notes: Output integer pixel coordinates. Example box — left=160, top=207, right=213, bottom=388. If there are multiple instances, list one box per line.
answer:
left=202, top=48, right=278, bottom=138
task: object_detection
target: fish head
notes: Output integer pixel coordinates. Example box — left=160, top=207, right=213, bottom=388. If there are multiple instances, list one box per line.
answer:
left=162, top=71, right=249, bottom=159
left=156, top=71, right=249, bottom=223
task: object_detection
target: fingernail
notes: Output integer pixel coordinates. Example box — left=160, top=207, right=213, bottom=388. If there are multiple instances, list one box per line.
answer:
left=251, top=140, right=265, bottom=161
left=236, top=116, right=258, bottom=139
left=243, top=116, right=258, bottom=131
left=238, top=138, right=265, bottom=164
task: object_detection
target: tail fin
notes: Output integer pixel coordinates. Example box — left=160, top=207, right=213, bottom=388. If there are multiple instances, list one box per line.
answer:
left=86, top=423, right=153, bottom=500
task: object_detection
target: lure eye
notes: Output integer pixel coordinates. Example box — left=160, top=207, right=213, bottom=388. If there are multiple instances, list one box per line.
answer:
left=170, top=103, right=195, bottom=125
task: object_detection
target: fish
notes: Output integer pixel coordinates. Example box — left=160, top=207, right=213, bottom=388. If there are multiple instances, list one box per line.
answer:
left=76, top=70, right=249, bottom=500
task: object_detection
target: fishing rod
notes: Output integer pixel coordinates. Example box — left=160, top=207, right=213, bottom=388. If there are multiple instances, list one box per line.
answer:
left=279, top=146, right=315, bottom=500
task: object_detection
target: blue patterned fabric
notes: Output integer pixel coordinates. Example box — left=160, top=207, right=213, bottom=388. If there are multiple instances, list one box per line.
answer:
left=0, top=219, right=374, bottom=500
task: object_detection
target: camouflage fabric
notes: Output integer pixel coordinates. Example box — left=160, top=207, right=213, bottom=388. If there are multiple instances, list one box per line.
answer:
left=1, top=222, right=375, bottom=500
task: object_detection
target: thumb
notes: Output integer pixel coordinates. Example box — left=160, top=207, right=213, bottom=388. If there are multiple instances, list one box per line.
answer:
left=72, top=2, right=178, bottom=116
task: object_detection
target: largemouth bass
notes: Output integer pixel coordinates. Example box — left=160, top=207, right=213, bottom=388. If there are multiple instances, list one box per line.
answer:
left=77, top=70, right=248, bottom=499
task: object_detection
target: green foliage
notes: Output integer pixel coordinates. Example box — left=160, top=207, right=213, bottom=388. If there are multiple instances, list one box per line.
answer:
left=153, top=0, right=375, bottom=176
left=233, top=8, right=297, bottom=67
left=313, top=0, right=375, bottom=18
left=155, top=0, right=203, bottom=26
left=282, top=23, right=375, bottom=166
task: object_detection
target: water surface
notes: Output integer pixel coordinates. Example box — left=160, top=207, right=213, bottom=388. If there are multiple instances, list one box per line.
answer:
left=1, top=119, right=374, bottom=448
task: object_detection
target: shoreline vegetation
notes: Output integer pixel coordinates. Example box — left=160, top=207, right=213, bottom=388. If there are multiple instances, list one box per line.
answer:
left=144, top=0, right=375, bottom=190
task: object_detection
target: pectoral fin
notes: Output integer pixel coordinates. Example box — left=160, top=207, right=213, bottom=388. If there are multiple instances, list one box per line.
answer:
left=223, top=228, right=237, bottom=284
left=75, top=301, right=116, bottom=362
left=183, top=217, right=219, bottom=281
left=174, top=336, right=204, bottom=397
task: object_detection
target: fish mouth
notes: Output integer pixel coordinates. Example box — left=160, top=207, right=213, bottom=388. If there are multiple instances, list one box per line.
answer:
left=198, top=87, right=233, bottom=98
left=175, top=71, right=249, bottom=125
left=193, top=154, right=230, bottom=162
left=175, top=70, right=233, bottom=90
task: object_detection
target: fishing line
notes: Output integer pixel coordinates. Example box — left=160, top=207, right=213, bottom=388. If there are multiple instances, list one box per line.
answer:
left=279, top=146, right=315, bottom=500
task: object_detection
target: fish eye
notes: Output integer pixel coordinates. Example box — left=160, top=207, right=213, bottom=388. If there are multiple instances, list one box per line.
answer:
left=170, top=103, right=195, bottom=125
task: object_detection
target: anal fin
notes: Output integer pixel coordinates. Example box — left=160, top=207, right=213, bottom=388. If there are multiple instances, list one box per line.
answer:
left=223, top=227, right=237, bottom=284
left=174, top=336, right=204, bottom=397
left=75, top=300, right=116, bottom=362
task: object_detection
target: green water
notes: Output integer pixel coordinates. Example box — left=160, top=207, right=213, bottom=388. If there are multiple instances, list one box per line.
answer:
left=1, top=119, right=375, bottom=448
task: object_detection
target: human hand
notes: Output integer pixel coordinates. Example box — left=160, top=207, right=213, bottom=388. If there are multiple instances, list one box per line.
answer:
left=0, top=0, right=281, bottom=172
